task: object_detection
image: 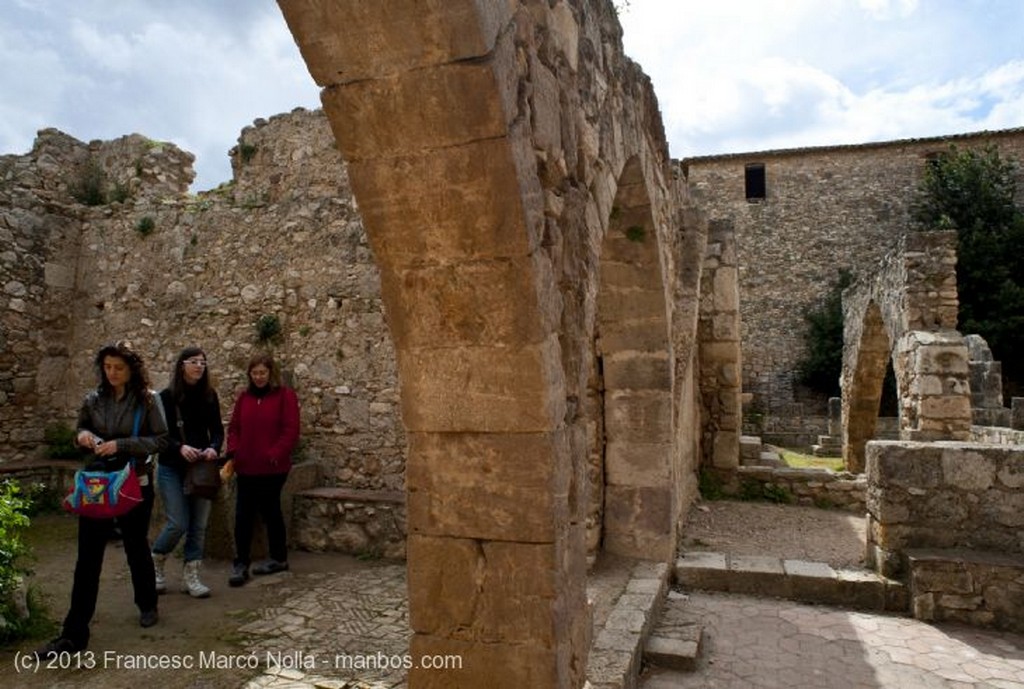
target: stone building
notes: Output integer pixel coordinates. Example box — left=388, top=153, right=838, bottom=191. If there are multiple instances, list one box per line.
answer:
left=685, top=128, right=1024, bottom=446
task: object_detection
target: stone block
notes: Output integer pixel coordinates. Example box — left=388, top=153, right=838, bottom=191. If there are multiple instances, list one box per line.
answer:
left=603, top=390, right=673, bottom=443
left=644, top=634, right=701, bottom=672
left=602, top=351, right=672, bottom=392
left=835, top=568, right=886, bottom=609
left=408, top=535, right=568, bottom=645
left=674, top=552, right=728, bottom=591
left=346, top=138, right=542, bottom=265
left=406, top=430, right=570, bottom=542
left=280, top=0, right=513, bottom=84
left=727, top=555, right=788, bottom=597
left=604, top=441, right=671, bottom=487
left=408, top=632, right=561, bottom=689
left=783, top=559, right=838, bottom=603
left=380, top=255, right=559, bottom=348
left=397, top=334, right=566, bottom=433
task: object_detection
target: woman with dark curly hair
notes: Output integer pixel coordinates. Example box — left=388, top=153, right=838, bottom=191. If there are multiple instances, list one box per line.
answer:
left=35, top=340, right=168, bottom=658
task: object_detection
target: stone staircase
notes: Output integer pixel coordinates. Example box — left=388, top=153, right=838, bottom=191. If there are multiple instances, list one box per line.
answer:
left=639, top=551, right=908, bottom=673
left=739, top=435, right=785, bottom=468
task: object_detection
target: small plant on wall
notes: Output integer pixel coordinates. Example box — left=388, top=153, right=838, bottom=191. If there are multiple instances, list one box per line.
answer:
left=255, top=313, right=283, bottom=345
left=625, top=225, right=645, bottom=242
left=135, top=216, right=156, bottom=236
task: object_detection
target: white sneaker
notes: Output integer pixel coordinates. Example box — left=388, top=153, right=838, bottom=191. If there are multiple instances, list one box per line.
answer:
left=182, top=560, right=211, bottom=598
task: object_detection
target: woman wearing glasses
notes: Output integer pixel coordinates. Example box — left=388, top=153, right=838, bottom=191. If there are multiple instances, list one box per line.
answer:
left=151, top=346, right=224, bottom=598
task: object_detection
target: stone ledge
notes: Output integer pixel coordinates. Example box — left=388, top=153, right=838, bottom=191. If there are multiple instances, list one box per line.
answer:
left=295, top=486, right=405, bottom=503
left=675, top=551, right=907, bottom=613
left=907, top=548, right=1024, bottom=633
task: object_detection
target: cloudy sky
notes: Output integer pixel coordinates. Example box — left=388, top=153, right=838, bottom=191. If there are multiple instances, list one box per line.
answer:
left=2, top=0, right=1023, bottom=191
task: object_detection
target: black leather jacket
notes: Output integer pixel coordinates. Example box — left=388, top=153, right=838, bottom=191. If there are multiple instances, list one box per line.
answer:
left=75, top=389, right=169, bottom=470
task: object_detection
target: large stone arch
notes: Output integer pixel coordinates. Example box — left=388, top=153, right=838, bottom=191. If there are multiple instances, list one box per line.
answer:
left=278, top=2, right=695, bottom=687
left=596, top=155, right=674, bottom=560
left=841, top=231, right=970, bottom=472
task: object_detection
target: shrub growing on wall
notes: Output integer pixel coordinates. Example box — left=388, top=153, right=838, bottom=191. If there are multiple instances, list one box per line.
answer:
left=913, top=144, right=1024, bottom=396
left=796, top=270, right=853, bottom=397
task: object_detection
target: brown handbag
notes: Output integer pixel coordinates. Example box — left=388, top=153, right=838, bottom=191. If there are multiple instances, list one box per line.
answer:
left=184, top=459, right=221, bottom=499
left=176, top=402, right=221, bottom=499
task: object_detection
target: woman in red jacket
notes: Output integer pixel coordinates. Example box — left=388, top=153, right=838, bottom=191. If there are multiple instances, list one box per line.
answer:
left=225, top=351, right=300, bottom=586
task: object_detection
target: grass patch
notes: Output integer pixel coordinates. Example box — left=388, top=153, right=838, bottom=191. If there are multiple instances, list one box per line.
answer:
left=774, top=447, right=844, bottom=471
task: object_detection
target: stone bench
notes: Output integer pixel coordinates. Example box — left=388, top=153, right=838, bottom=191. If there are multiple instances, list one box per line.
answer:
left=907, top=548, right=1024, bottom=633
left=291, top=486, right=406, bottom=560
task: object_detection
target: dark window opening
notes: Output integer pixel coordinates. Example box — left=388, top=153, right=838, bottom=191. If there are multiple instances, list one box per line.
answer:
left=745, top=163, right=766, bottom=201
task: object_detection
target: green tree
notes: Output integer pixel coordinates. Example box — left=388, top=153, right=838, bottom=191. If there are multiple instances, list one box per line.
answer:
left=913, top=144, right=1024, bottom=396
left=796, top=270, right=854, bottom=397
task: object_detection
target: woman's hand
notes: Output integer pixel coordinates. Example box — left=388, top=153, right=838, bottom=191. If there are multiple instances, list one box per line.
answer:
left=200, top=448, right=218, bottom=462
left=180, top=444, right=202, bottom=462
left=76, top=431, right=100, bottom=450
left=94, top=440, right=118, bottom=456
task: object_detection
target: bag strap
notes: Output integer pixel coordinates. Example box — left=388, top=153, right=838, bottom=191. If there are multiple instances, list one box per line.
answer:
left=128, top=405, right=143, bottom=469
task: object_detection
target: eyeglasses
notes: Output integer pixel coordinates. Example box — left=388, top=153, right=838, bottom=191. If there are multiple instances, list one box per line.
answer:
left=184, top=359, right=207, bottom=368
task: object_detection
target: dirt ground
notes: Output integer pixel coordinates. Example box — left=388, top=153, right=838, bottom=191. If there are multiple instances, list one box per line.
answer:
left=0, top=511, right=369, bottom=689
left=680, top=498, right=868, bottom=569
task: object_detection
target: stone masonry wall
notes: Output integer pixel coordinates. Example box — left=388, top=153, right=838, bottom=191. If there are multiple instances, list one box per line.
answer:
left=865, top=440, right=1024, bottom=578
left=685, top=130, right=1024, bottom=423
left=1, top=110, right=406, bottom=495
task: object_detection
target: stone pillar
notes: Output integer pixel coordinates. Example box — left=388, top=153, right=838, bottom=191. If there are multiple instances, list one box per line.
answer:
left=277, top=2, right=588, bottom=686
left=697, top=219, right=742, bottom=470
left=895, top=331, right=971, bottom=441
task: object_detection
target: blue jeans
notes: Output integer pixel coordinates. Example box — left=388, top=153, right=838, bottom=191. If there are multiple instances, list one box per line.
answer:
left=153, top=463, right=212, bottom=562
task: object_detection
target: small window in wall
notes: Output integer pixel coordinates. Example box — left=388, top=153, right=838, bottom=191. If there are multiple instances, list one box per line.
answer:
left=745, top=163, right=766, bottom=201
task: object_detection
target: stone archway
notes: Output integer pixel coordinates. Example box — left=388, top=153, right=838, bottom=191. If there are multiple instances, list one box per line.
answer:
left=277, top=2, right=697, bottom=687
left=596, top=156, right=675, bottom=560
left=842, top=301, right=890, bottom=473
left=840, top=231, right=971, bottom=472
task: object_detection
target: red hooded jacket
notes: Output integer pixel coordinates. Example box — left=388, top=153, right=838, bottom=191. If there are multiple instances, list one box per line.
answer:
left=226, top=385, right=300, bottom=476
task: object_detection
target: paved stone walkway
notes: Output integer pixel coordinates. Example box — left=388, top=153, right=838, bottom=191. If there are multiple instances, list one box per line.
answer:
left=241, top=563, right=409, bottom=688
left=640, top=591, right=1024, bottom=689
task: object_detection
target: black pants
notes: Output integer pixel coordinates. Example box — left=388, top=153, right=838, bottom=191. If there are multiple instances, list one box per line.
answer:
left=234, top=472, right=289, bottom=565
left=62, top=484, right=156, bottom=647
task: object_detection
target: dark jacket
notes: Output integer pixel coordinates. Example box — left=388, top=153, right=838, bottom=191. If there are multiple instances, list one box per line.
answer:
left=226, top=386, right=300, bottom=476
left=158, top=386, right=225, bottom=472
left=76, top=389, right=169, bottom=470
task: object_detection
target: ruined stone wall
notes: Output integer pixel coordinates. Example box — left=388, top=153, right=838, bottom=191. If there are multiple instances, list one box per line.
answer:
left=866, top=440, right=1024, bottom=575
left=0, top=110, right=405, bottom=493
left=685, top=130, right=1024, bottom=423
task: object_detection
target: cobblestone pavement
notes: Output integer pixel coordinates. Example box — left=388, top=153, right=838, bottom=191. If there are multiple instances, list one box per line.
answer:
left=640, top=591, right=1024, bottom=689
left=241, top=563, right=410, bottom=689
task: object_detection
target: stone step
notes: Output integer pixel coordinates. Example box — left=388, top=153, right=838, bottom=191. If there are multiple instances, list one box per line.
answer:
left=586, top=559, right=671, bottom=689
left=674, top=551, right=908, bottom=613
left=642, top=590, right=704, bottom=672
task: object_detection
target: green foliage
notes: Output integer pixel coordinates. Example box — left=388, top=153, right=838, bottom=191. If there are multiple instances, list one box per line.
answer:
left=0, top=481, right=32, bottom=642
left=43, top=423, right=79, bottom=459
left=698, top=468, right=725, bottom=500
left=913, top=145, right=1024, bottom=396
left=625, top=225, right=645, bottom=242
left=70, top=160, right=107, bottom=206
left=796, top=270, right=854, bottom=397
left=255, top=313, right=283, bottom=344
left=238, top=143, right=257, bottom=164
left=135, top=216, right=156, bottom=236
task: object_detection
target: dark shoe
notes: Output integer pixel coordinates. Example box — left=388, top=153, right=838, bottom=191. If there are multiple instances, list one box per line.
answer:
left=228, top=563, right=250, bottom=587
left=252, top=559, right=289, bottom=576
left=139, top=608, right=159, bottom=628
left=34, top=637, right=81, bottom=660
